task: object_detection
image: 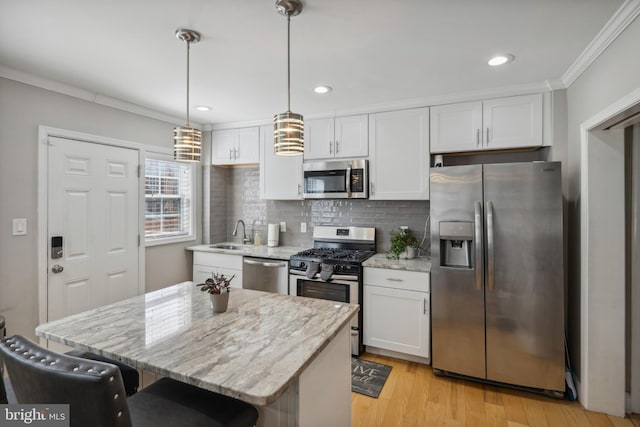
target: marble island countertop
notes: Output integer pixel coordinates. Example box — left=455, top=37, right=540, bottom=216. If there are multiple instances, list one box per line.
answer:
left=36, top=283, right=359, bottom=406
left=363, top=253, right=431, bottom=273
left=187, top=243, right=304, bottom=261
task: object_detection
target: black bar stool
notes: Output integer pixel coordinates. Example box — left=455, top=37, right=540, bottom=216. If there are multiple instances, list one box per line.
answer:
left=0, top=335, right=258, bottom=427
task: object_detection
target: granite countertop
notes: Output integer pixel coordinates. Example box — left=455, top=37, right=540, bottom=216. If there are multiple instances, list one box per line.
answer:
left=363, top=253, right=431, bottom=273
left=187, top=243, right=304, bottom=261
left=36, top=283, right=358, bottom=406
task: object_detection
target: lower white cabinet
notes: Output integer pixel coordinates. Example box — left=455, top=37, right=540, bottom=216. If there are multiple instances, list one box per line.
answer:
left=192, top=252, right=243, bottom=288
left=363, top=267, right=430, bottom=359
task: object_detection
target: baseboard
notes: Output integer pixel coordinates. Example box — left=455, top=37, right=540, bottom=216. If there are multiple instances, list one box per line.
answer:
left=364, top=346, right=430, bottom=365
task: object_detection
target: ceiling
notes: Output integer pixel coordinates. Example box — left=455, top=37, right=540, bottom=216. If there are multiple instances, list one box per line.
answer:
left=0, top=0, right=625, bottom=126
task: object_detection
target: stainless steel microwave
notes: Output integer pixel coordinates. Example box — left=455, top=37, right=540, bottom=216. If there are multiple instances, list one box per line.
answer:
left=303, top=159, right=368, bottom=199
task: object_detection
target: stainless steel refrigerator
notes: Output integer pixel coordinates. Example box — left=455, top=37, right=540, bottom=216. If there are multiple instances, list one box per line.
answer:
left=430, top=161, right=564, bottom=394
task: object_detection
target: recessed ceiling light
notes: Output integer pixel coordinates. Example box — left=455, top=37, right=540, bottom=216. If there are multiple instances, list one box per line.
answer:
left=194, top=105, right=212, bottom=111
left=314, top=85, right=332, bottom=94
left=488, top=54, right=515, bottom=66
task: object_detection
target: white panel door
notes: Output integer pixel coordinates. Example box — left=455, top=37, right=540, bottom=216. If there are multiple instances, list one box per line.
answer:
left=483, top=94, right=543, bottom=150
left=47, top=136, right=139, bottom=322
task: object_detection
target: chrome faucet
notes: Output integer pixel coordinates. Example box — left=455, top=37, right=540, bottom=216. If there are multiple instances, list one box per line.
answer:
left=232, top=219, right=250, bottom=244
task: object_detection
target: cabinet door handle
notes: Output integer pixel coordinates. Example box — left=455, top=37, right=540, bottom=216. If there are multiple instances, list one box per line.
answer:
left=335, top=140, right=340, bottom=154
left=386, top=278, right=403, bottom=282
left=297, top=184, right=302, bottom=195
left=229, top=148, right=233, bottom=160
left=476, top=128, right=480, bottom=147
left=486, top=128, right=490, bottom=145
left=370, top=182, right=374, bottom=195
left=234, top=147, right=239, bottom=160
left=329, top=141, right=333, bottom=155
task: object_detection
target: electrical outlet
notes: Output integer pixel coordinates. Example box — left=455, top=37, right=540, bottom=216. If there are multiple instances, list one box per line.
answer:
left=300, top=222, right=307, bottom=233
left=280, top=221, right=286, bottom=232
left=400, top=225, right=408, bottom=231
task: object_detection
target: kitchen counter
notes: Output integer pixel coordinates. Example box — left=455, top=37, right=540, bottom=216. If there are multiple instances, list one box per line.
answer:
left=187, top=243, right=304, bottom=260
left=363, top=253, right=431, bottom=273
left=36, top=283, right=356, bottom=426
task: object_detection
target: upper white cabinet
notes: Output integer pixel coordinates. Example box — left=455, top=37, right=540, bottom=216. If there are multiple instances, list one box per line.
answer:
left=259, top=125, right=303, bottom=200
left=368, top=107, right=430, bottom=200
left=212, top=127, right=260, bottom=165
left=430, top=94, right=543, bottom=153
left=304, top=115, right=368, bottom=160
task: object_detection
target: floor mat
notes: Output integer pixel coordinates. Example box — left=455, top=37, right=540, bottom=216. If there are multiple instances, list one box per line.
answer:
left=351, top=358, right=392, bottom=398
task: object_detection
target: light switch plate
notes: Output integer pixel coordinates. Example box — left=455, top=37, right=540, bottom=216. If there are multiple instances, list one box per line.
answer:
left=300, top=222, right=307, bottom=233
left=280, top=221, right=286, bottom=232
left=13, top=218, right=27, bottom=236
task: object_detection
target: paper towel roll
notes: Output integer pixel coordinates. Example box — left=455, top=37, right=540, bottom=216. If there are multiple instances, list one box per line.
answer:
left=267, top=224, right=280, bottom=247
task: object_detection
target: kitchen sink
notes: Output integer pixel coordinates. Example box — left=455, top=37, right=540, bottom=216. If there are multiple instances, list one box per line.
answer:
left=209, top=243, right=245, bottom=250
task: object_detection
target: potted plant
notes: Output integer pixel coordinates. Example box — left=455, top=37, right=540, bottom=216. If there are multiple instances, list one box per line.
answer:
left=387, top=228, right=418, bottom=260
left=196, top=272, right=235, bottom=312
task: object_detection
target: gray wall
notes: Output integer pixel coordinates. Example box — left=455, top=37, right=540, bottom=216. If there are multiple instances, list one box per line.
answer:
left=565, top=16, right=640, bottom=380
left=211, top=166, right=430, bottom=255
left=0, top=77, right=201, bottom=339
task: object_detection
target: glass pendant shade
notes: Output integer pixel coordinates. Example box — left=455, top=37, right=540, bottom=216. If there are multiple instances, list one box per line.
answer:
left=274, top=111, right=304, bottom=156
left=173, top=125, right=202, bottom=162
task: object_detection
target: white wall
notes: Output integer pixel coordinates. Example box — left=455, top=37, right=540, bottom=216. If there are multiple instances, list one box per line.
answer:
left=566, top=15, right=640, bottom=413
left=0, top=77, right=201, bottom=339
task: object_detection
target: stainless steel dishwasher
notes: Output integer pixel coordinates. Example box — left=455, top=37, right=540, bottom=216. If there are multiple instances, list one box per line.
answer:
left=242, top=257, right=289, bottom=294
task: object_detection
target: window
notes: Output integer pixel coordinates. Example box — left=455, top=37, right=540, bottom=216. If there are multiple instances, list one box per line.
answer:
left=145, top=156, right=195, bottom=245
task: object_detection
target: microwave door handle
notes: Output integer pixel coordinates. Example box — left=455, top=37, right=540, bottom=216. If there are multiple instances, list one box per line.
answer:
left=346, top=167, right=352, bottom=196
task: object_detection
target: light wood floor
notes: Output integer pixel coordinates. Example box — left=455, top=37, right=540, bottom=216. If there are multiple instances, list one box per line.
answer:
left=352, top=352, right=637, bottom=427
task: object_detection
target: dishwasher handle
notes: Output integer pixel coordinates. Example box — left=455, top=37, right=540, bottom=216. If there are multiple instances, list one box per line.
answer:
left=243, top=258, right=287, bottom=268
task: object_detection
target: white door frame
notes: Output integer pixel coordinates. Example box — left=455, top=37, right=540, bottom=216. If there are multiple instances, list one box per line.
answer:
left=37, top=126, right=147, bottom=328
left=579, top=87, right=640, bottom=416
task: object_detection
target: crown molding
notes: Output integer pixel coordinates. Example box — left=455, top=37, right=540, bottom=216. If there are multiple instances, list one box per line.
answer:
left=562, top=0, right=640, bottom=87
left=210, top=80, right=556, bottom=130
left=0, top=65, right=201, bottom=129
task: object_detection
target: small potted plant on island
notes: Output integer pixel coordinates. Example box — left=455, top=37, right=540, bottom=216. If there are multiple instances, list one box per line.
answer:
left=196, top=272, right=235, bottom=313
left=388, top=227, right=418, bottom=260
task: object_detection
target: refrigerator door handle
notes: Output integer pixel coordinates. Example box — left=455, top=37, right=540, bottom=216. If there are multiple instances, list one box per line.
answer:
left=487, top=201, right=495, bottom=291
left=474, top=201, right=483, bottom=291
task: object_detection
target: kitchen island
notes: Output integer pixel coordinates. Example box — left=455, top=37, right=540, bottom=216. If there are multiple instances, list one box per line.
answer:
left=36, top=283, right=358, bottom=427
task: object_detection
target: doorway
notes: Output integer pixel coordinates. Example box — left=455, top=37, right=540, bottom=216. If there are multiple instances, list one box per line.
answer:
left=37, top=127, right=145, bottom=337
left=580, top=89, right=640, bottom=417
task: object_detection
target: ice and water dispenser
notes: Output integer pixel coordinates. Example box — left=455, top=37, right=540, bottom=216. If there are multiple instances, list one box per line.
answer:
left=439, top=222, right=474, bottom=268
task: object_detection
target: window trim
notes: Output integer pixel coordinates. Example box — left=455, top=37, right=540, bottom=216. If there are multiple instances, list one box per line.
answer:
left=144, top=150, right=196, bottom=247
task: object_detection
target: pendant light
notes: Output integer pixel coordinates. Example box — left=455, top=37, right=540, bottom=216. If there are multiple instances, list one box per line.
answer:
left=273, top=0, right=304, bottom=156
left=173, top=29, right=202, bottom=162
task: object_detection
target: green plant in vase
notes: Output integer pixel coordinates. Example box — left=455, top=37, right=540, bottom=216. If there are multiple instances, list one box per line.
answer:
left=387, top=228, right=418, bottom=260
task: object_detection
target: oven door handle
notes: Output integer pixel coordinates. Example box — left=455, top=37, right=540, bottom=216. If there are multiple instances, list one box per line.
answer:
left=289, top=270, right=359, bottom=281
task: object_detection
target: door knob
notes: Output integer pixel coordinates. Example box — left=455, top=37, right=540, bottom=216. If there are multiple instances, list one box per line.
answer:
left=51, top=265, right=64, bottom=273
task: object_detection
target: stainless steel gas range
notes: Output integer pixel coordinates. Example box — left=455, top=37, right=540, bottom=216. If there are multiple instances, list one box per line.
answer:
left=289, top=226, right=375, bottom=356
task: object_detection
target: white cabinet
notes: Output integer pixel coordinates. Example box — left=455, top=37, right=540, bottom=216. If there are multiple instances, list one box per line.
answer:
left=430, top=94, right=543, bottom=153
left=304, top=115, right=368, bottom=160
left=259, top=125, right=303, bottom=200
left=363, top=267, right=430, bottom=359
left=368, top=107, right=430, bottom=200
left=212, top=127, right=260, bottom=165
left=192, top=252, right=243, bottom=288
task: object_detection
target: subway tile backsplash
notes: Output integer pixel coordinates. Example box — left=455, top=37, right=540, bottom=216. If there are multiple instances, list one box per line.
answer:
left=211, top=166, right=430, bottom=255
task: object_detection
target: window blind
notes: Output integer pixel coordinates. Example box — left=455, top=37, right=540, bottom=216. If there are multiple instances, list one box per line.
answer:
left=144, top=158, right=193, bottom=241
